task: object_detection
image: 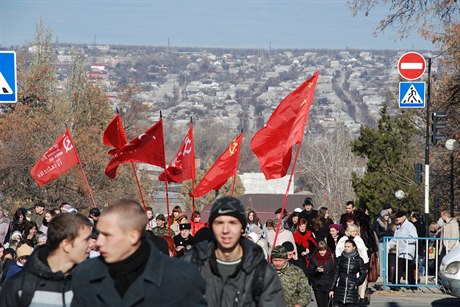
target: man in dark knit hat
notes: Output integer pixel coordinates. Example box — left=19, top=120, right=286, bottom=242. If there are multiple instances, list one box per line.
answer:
left=185, top=196, right=286, bottom=307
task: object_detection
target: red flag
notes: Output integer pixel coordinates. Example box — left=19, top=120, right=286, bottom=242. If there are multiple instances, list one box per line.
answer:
left=105, top=119, right=166, bottom=179
left=103, top=114, right=128, bottom=155
left=158, top=124, right=195, bottom=183
left=250, top=71, right=320, bottom=179
left=191, top=132, right=243, bottom=198
left=30, top=129, right=79, bottom=187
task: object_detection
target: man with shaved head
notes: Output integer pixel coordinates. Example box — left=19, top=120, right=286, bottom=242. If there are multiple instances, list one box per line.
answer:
left=71, top=199, right=206, bottom=306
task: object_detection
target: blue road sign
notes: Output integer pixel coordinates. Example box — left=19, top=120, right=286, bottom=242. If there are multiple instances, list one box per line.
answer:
left=0, top=51, right=17, bottom=103
left=399, top=82, right=425, bottom=108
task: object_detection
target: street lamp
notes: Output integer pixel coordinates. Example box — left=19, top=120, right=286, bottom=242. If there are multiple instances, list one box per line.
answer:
left=395, top=190, right=405, bottom=200
left=445, top=139, right=459, bottom=216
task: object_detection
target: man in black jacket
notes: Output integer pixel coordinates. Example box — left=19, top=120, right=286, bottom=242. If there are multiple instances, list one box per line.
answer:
left=71, top=199, right=206, bottom=307
left=185, top=196, right=286, bottom=307
left=0, top=213, right=93, bottom=306
left=299, top=197, right=318, bottom=231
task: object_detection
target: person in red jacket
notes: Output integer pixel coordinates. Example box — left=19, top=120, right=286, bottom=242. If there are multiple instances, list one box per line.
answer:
left=294, top=218, right=317, bottom=267
left=190, top=211, right=205, bottom=236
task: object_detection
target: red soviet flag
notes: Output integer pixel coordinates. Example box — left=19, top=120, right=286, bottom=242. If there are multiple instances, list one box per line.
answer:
left=250, top=71, right=320, bottom=179
left=103, top=114, right=128, bottom=155
left=191, top=132, right=243, bottom=198
left=158, top=124, right=195, bottom=183
left=30, top=129, right=79, bottom=187
left=105, top=119, right=166, bottom=179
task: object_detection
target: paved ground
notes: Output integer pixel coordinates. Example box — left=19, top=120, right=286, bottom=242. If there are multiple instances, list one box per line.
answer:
left=307, top=285, right=460, bottom=306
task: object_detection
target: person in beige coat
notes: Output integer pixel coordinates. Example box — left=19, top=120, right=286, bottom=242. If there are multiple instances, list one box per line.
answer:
left=440, top=210, right=459, bottom=257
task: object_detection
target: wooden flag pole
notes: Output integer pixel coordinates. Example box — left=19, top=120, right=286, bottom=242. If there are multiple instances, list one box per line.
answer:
left=191, top=117, right=196, bottom=214
left=231, top=129, right=243, bottom=197
left=130, top=163, right=147, bottom=211
left=160, top=112, right=172, bottom=236
left=67, top=129, right=97, bottom=208
left=271, top=119, right=308, bottom=252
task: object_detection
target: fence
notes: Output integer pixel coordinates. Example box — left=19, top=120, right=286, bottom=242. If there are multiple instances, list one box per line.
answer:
left=382, top=236, right=460, bottom=289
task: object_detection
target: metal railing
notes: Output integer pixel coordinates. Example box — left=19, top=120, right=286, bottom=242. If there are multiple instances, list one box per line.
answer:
left=382, top=236, right=460, bottom=289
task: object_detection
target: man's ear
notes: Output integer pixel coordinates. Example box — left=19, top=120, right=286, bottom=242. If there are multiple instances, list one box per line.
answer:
left=61, top=238, right=73, bottom=253
left=128, top=230, right=142, bottom=245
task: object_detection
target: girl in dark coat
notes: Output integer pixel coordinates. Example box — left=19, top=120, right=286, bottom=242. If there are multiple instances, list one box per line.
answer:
left=307, top=241, right=335, bottom=307
left=329, top=239, right=367, bottom=307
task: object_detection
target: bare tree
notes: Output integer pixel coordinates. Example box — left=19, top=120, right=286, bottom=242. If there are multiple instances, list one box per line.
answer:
left=296, top=126, right=364, bottom=220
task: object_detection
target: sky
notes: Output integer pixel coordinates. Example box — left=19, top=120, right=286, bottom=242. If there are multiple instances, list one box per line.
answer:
left=0, top=0, right=436, bottom=50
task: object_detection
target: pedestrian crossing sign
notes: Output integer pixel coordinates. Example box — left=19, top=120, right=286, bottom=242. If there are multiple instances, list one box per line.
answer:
left=399, top=82, right=425, bottom=109
left=0, top=51, right=17, bottom=103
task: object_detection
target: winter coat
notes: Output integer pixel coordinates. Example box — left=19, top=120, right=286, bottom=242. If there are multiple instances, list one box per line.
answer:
left=299, top=209, right=318, bottom=231
left=0, top=246, right=73, bottom=306
left=325, top=234, right=343, bottom=253
left=330, top=250, right=366, bottom=305
left=373, top=217, right=391, bottom=242
left=71, top=240, right=207, bottom=307
left=307, top=251, right=335, bottom=292
left=0, top=218, right=10, bottom=244
left=184, top=238, right=286, bottom=307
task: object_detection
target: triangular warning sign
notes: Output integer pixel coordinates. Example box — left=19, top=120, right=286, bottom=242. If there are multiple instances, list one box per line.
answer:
left=0, top=71, right=13, bottom=95
left=401, top=84, right=423, bottom=104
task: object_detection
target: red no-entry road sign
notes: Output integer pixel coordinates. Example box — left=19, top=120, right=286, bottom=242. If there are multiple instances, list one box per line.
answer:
left=398, top=52, right=426, bottom=80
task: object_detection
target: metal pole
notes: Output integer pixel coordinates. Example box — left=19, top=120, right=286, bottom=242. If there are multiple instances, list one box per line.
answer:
left=424, top=58, right=431, bottom=237
left=451, top=152, right=454, bottom=217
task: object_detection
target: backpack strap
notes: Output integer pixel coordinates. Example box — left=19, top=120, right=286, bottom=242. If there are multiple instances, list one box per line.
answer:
left=251, top=260, right=267, bottom=305
left=18, top=272, right=39, bottom=307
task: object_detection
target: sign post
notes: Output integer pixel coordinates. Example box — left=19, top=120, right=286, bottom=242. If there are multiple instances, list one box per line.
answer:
left=0, top=51, right=17, bottom=103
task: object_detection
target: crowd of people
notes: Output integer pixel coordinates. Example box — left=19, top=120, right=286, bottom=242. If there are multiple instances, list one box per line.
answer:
left=0, top=196, right=458, bottom=307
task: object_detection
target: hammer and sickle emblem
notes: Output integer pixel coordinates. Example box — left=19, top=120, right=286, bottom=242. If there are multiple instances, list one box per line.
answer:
left=63, top=136, right=73, bottom=153
left=183, top=136, right=192, bottom=155
left=138, top=133, right=155, bottom=141
left=301, top=98, right=307, bottom=107
left=229, top=141, right=239, bottom=156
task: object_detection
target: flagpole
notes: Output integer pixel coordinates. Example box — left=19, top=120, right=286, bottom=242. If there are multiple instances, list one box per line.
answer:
left=271, top=124, right=307, bottom=252
left=231, top=174, right=237, bottom=196
left=116, top=110, right=147, bottom=211
left=191, top=117, right=196, bottom=214
left=67, top=129, right=97, bottom=208
left=160, top=112, right=172, bottom=236
left=231, top=129, right=243, bottom=197
left=130, top=163, right=147, bottom=211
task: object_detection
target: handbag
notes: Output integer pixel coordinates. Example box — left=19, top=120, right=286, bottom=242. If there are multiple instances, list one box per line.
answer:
left=367, top=252, right=380, bottom=282
left=328, top=297, right=334, bottom=307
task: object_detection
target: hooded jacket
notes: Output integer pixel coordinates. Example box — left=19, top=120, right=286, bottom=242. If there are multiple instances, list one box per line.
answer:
left=184, top=238, right=286, bottom=307
left=330, top=250, right=366, bottom=305
left=0, top=246, right=73, bottom=307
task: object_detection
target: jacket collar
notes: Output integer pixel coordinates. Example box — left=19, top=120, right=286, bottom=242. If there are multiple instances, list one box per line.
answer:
left=88, top=240, right=165, bottom=305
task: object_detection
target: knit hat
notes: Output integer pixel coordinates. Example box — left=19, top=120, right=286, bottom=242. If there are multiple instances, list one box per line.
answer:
left=271, top=246, right=288, bottom=259
left=380, top=209, right=390, bottom=217
left=303, top=197, right=313, bottom=206
left=16, top=244, right=33, bottom=258
left=89, top=208, right=101, bottom=217
left=11, top=231, right=23, bottom=240
left=329, top=224, right=341, bottom=232
left=246, top=232, right=259, bottom=243
left=179, top=223, right=191, bottom=231
left=208, top=196, right=246, bottom=229
left=249, top=224, right=262, bottom=235
left=293, top=207, right=303, bottom=213
left=383, top=204, right=393, bottom=210
left=282, top=241, right=295, bottom=252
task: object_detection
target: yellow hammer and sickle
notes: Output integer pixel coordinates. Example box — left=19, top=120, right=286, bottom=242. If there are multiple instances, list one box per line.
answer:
left=229, top=142, right=239, bottom=156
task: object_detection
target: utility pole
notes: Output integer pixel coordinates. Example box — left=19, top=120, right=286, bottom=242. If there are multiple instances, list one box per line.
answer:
left=424, top=58, right=431, bottom=237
